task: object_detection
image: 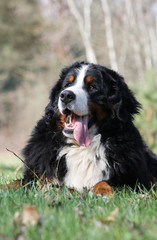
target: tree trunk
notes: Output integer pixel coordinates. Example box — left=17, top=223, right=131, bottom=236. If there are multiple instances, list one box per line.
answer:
left=67, top=0, right=97, bottom=63
left=101, top=0, right=118, bottom=71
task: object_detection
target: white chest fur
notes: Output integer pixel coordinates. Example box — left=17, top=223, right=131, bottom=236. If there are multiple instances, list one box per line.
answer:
left=58, top=134, right=110, bottom=191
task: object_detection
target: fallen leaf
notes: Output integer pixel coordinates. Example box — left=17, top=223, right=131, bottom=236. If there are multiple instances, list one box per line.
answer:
left=22, top=205, right=39, bottom=226
left=96, top=206, right=103, bottom=211
left=94, top=220, right=103, bottom=228
left=104, top=207, right=119, bottom=222
left=94, top=220, right=110, bottom=231
left=97, top=207, right=119, bottom=225
left=16, top=233, right=25, bottom=240
left=74, top=206, right=85, bottom=224
left=13, top=211, right=21, bottom=226
left=74, top=207, right=84, bottom=216
left=0, top=179, right=28, bottom=190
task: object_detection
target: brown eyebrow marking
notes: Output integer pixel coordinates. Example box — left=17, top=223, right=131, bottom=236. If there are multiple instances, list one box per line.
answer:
left=68, top=75, right=74, bottom=83
left=86, top=76, right=93, bottom=83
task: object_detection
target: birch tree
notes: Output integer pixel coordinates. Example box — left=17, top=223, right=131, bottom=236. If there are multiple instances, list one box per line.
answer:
left=67, top=0, right=97, bottom=63
left=124, top=0, right=144, bottom=79
left=136, top=1, right=152, bottom=70
left=149, top=27, right=157, bottom=69
left=101, top=0, right=118, bottom=71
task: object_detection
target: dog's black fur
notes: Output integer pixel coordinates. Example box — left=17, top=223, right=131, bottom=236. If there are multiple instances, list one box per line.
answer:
left=23, top=62, right=157, bottom=190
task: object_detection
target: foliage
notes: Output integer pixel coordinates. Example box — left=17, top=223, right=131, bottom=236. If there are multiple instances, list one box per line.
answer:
left=134, top=70, right=157, bottom=153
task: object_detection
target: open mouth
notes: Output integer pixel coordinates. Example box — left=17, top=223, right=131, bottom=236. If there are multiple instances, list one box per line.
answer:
left=65, top=114, right=77, bottom=130
left=63, top=111, right=91, bottom=147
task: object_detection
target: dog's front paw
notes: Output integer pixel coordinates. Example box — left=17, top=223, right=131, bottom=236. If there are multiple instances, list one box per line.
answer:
left=92, top=181, right=113, bottom=195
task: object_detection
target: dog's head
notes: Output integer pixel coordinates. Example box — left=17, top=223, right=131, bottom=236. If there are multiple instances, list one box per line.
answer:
left=47, top=62, right=141, bottom=146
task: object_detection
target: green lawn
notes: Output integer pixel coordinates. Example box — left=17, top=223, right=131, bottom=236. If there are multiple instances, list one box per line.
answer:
left=0, top=155, right=157, bottom=240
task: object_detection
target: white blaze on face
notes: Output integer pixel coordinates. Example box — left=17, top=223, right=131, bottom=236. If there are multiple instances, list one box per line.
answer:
left=58, top=64, right=89, bottom=116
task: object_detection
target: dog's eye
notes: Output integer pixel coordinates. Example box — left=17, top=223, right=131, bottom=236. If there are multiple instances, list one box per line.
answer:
left=89, top=84, right=96, bottom=90
left=65, top=82, right=71, bottom=88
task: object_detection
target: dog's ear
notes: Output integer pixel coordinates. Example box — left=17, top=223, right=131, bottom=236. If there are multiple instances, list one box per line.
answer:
left=100, top=66, right=141, bottom=122
left=44, top=65, right=72, bottom=122
left=44, top=81, right=62, bottom=123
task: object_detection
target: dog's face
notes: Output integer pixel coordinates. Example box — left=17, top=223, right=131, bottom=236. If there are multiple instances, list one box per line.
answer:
left=48, top=62, right=140, bottom=147
left=58, top=63, right=106, bottom=146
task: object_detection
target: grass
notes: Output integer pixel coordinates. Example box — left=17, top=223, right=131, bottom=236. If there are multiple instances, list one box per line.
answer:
left=0, top=155, right=157, bottom=240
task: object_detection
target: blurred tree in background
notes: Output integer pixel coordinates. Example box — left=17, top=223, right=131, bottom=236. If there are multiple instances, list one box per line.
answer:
left=0, top=0, right=44, bottom=135
left=134, top=70, right=157, bottom=152
left=0, top=0, right=44, bottom=91
left=0, top=0, right=157, bottom=153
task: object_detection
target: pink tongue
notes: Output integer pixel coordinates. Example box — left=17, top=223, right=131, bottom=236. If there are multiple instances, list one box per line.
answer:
left=73, top=115, right=91, bottom=147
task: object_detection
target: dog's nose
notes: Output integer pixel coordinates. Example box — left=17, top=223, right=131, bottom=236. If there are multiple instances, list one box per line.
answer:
left=60, top=90, right=75, bottom=104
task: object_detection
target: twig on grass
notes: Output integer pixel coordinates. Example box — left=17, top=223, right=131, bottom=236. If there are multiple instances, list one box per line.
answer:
left=6, top=148, right=40, bottom=180
left=14, top=165, right=22, bottom=174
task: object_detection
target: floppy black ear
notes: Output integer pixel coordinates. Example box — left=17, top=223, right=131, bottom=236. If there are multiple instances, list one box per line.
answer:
left=100, top=66, right=141, bottom=122
left=44, top=65, right=73, bottom=121
left=44, top=82, right=62, bottom=126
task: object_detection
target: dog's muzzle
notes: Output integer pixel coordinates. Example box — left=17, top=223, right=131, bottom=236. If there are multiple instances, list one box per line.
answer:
left=58, top=90, right=91, bottom=147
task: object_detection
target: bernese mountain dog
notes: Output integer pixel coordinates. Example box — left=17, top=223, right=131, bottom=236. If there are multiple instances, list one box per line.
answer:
left=22, top=62, right=157, bottom=192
